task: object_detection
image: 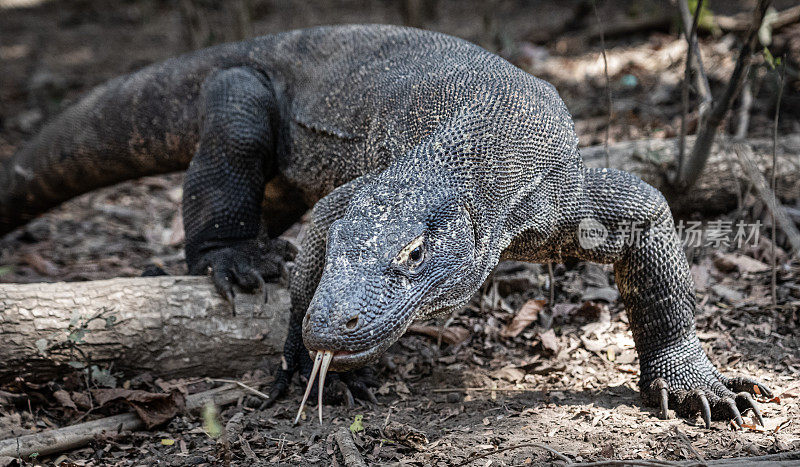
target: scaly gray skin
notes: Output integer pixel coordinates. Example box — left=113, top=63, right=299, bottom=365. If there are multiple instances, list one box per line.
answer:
left=0, top=25, right=770, bottom=427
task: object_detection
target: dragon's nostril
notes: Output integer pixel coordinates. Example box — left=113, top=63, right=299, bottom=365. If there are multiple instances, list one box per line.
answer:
left=345, top=316, right=359, bottom=330
left=303, top=314, right=310, bottom=327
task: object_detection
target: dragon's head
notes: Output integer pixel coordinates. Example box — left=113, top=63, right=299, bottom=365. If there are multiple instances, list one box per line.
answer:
left=302, top=173, right=487, bottom=373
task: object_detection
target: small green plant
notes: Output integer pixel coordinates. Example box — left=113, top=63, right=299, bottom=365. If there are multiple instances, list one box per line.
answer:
left=66, top=308, right=117, bottom=344
left=90, top=365, right=118, bottom=388
left=202, top=402, right=222, bottom=438
left=762, top=47, right=781, bottom=70
left=39, top=308, right=122, bottom=388
left=349, top=414, right=364, bottom=433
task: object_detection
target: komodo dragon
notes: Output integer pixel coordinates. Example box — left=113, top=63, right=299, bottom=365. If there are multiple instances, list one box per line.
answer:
left=0, top=24, right=770, bottom=428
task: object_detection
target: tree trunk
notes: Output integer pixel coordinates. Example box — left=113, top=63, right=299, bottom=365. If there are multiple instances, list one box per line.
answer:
left=0, top=276, right=290, bottom=384
left=581, top=135, right=800, bottom=215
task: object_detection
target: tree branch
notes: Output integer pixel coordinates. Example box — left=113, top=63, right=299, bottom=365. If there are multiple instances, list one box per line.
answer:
left=675, top=0, right=771, bottom=191
left=675, top=0, right=713, bottom=115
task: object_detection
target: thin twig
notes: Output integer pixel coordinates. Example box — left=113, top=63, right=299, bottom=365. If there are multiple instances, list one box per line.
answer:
left=457, top=442, right=571, bottom=466
left=735, top=78, right=753, bottom=140
left=732, top=143, right=800, bottom=255
left=677, top=0, right=704, bottom=175
left=675, top=0, right=713, bottom=113
left=770, top=61, right=786, bottom=308
left=383, top=405, right=394, bottom=429
left=334, top=426, right=367, bottom=467
left=592, top=0, right=612, bottom=168
left=0, top=384, right=248, bottom=458
left=673, top=426, right=706, bottom=464
left=571, top=462, right=686, bottom=467
left=716, top=4, right=800, bottom=32
left=676, top=0, right=771, bottom=190
left=207, top=378, right=270, bottom=401
left=70, top=364, right=97, bottom=425
left=432, top=387, right=535, bottom=393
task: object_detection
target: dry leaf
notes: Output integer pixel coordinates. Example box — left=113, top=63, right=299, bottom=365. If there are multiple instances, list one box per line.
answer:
left=501, top=299, right=546, bottom=338
left=384, top=421, right=428, bottom=451
left=581, top=335, right=605, bottom=352
left=52, top=390, right=77, bottom=410
left=70, top=391, right=92, bottom=410
left=518, top=361, right=566, bottom=375
left=493, top=365, right=525, bottom=383
left=538, top=329, right=559, bottom=354
left=551, top=303, right=579, bottom=321
left=407, top=325, right=470, bottom=345
left=92, top=388, right=185, bottom=428
left=713, top=252, right=770, bottom=274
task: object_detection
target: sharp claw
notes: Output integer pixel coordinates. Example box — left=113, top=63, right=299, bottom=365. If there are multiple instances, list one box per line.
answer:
left=738, top=392, right=764, bottom=426
left=726, top=398, right=743, bottom=427
left=364, top=386, right=378, bottom=404
left=294, top=351, right=323, bottom=425
left=253, top=271, right=268, bottom=311
left=318, top=351, right=333, bottom=425
left=344, top=387, right=355, bottom=408
left=659, top=387, right=669, bottom=420
left=257, top=274, right=267, bottom=293
left=758, top=384, right=773, bottom=399
left=262, top=383, right=283, bottom=409
left=225, top=290, right=236, bottom=316
left=699, top=393, right=711, bottom=429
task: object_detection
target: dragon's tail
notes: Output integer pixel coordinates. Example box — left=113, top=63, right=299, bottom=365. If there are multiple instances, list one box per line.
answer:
left=0, top=43, right=249, bottom=235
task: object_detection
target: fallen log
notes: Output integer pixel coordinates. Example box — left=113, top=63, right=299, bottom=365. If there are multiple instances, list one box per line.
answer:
left=0, top=276, right=290, bottom=384
left=0, top=383, right=249, bottom=459
left=581, top=135, right=800, bottom=215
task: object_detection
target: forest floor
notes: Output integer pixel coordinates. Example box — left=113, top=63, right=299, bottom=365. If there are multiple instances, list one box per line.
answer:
left=1, top=0, right=799, bottom=465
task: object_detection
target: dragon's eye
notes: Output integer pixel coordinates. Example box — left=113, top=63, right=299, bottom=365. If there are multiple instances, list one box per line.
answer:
left=395, top=235, right=425, bottom=268
left=409, top=245, right=423, bottom=263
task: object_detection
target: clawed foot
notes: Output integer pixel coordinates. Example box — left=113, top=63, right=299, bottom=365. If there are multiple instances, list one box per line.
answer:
left=305, top=365, right=379, bottom=412
left=188, top=238, right=296, bottom=314
left=643, top=368, right=771, bottom=428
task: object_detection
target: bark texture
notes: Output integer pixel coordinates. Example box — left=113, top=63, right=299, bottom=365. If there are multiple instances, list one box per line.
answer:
left=581, top=135, right=800, bottom=215
left=0, top=276, right=289, bottom=383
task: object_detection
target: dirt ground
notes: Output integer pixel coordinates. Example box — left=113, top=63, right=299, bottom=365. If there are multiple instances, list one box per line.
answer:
left=1, top=0, right=799, bottom=465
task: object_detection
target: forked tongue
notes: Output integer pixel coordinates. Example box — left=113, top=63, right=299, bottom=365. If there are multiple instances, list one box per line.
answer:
left=293, top=350, right=334, bottom=425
